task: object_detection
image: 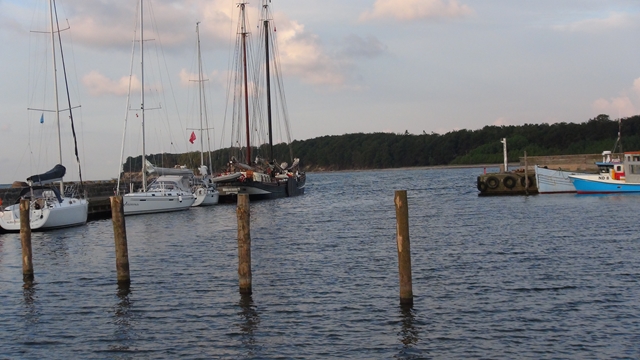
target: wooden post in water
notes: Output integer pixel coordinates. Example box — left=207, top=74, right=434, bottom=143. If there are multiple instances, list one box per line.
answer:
left=110, top=196, right=130, bottom=284
left=394, top=190, right=413, bottom=305
left=20, top=199, right=34, bottom=282
left=524, top=151, right=529, bottom=195
left=237, top=194, right=252, bottom=294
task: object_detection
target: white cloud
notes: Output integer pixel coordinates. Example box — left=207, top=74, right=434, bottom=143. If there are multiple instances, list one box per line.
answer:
left=359, top=0, right=473, bottom=22
left=273, top=15, right=347, bottom=86
left=492, top=117, right=510, bottom=126
left=82, top=71, right=140, bottom=96
left=553, top=12, right=636, bottom=33
left=592, top=77, right=640, bottom=117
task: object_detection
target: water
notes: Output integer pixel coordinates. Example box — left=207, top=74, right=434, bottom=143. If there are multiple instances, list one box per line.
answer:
left=1, top=167, right=639, bottom=359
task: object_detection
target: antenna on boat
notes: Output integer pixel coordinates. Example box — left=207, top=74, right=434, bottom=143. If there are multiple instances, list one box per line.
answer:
left=612, top=117, right=622, bottom=155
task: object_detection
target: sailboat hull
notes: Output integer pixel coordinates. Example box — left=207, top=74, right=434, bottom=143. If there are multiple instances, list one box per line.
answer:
left=192, top=186, right=219, bottom=207
left=216, top=176, right=305, bottom=203
left=123, top=192, right=196, bottom=215
left=0, top=198, right=88, bottom=231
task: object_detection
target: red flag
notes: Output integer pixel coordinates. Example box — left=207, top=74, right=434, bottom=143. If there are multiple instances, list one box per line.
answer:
left=189, top=131, right=196, bottom=144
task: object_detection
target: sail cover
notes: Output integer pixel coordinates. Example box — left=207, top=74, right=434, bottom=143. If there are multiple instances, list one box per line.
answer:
left=26, top=164, right=66, bottom=184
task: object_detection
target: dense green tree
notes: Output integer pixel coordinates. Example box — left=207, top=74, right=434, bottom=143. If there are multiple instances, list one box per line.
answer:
left=121, top=115, right=640, bottom=173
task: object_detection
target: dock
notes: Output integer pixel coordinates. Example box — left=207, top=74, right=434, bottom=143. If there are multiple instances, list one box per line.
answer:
left=476, top=153, right=614, bottom=196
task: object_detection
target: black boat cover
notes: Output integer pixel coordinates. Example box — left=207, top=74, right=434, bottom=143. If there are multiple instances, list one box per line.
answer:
left=26, top=164, right=66, bottom=184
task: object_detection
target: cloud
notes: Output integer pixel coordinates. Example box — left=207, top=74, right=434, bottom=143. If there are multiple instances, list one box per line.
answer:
left=553, top=12, right=636, bottom=33
left=359, top=0, right=473, bottom=22
left=591, top=77, right=640, bottom=117
left=35, top=0, right=234, bottom=51
left=82, top=71, right=140, bottom=96
left=273, top=16, right=347, bottom=86
left=340, top=35, right=387, bottom=59
left=492, top=117, right=511, bottom=126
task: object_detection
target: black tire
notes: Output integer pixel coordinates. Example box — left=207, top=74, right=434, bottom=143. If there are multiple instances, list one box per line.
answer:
left=503, top=176, right=516, bottom=189
left=486, top=176, right=499, bottom=189
left=477, top=179, right=488, bottom=192
left=520, top=175, right=535, bottom=188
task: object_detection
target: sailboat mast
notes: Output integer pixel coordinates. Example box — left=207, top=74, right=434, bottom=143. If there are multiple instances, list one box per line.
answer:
left=263, top=2, right=274, bottom=162
left=196, top=22, right=204, bottom=167
left=240, top=2, right=251, bottom=164
left=140, top=0, right=147, bottom=191
left=48, top=0, right=64, bottom=193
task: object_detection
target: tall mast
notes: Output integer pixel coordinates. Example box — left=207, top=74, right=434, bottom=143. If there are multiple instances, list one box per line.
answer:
left=240, top=2, right=251, bottom=164
left=48, top=0, right=63, bottom=193
left=196, top=22, right=204, bottom=167
left=140, top=0, right=147, bottom=191
left=263, top=1, right=273, bottom=161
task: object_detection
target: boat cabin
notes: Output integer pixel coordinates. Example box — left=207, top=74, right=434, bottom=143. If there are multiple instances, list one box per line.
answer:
left=623, top=151, right=640, bottom=183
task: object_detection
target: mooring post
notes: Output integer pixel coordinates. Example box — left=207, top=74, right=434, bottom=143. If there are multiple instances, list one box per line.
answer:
left=237, top=194, right=252, bottom=295
left=110, top=196, right=130, bottom=284
left=524, top=151, right=529, bottom=195
left=20, top=199, right=34, bottom=282
left=394, top=190, right=413, bottom=305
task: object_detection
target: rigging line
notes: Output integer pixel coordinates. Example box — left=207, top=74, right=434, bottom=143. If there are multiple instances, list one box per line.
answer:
left=117, top=0, right=141, bottom=195
left=63, top=13, right=87, bottom=179
left=220, top=0, right=238, bottom=152
left=54, top=0, right=84, bottom=193
left=148, top=1, right=185, bottom=153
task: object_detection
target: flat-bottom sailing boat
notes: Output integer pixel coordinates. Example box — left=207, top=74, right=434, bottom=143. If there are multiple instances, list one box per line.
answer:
left=0, top=0, right=88, bottom=231
left=212, top=0, right=306, bottom=203
left=118, top=0, right=195, bottom=215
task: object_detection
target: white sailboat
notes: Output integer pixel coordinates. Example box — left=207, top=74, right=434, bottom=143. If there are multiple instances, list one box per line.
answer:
left=0, top=0, right=88, bottom=231
left=190, top=22, right=219, bottom=207
left=117, top=0, right=195, bottom=215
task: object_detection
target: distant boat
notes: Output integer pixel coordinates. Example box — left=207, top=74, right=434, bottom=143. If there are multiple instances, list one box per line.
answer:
left=569, top=151, right=640, bottom=194
left=535, top=151, right=620, bottom=194
left=0, top=0, right=88, bottom=231
left=189, top=22, right=218, bottom=207
left=212, top=0, right=305, bottom=202
left=118, top=0, right=195, bottom=215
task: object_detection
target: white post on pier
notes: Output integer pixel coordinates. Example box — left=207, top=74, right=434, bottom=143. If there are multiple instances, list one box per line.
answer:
left=501, top=138, right=508, bottom=173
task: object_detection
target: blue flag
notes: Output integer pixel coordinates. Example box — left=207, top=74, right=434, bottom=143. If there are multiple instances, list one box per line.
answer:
left=39, top=113, right=44, bottom=124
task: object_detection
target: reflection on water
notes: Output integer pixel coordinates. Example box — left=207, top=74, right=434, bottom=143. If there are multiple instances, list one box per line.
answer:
left=110, top=283, right=133, bottom=352
left=396, top=303, right=421, bottom=359
left=238, top=293, right=260, bottom=357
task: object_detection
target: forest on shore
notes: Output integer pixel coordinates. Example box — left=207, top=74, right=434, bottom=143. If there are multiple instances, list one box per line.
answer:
left=122, top=114, right=640, bottom=173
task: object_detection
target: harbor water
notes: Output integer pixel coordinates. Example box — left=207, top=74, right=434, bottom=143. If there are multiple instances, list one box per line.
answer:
left=1, top=167, right=639, bottom=358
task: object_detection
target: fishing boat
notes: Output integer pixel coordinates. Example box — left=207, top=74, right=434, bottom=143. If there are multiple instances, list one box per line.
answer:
left=117, top=0, right=195, bottom=215
left=535, top=151, right=620, bottom=194
left=569, top=151, right=640, bottom=193
left=212, top=0, right=306, bottom=203
left=0, top=0, right=88, bottom=231
left=189, top=22, right=219, bottom=207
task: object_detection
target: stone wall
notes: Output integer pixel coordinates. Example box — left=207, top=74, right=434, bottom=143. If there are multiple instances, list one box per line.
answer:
left=518, top=153, right=621, bottom=172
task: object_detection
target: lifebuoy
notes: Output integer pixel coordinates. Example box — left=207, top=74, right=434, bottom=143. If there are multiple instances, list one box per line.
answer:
left=486, top=176, right=499, bottom=189
left=503, top=176, right=516, bottom=189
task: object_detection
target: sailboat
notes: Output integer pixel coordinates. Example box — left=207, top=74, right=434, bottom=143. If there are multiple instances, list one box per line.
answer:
left=0, top=0, right=88, bottom=231
left=212, top=0, right=306, bottom=202
left=190, top=22, right=219, bottom=207
left=117, top=0, right=195, bottom=215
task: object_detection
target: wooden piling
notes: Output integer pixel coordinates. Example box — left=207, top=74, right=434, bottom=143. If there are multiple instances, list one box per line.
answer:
left=110, top=196, right=130, bottom=284
left=394, top=190, right=413, bottom=305
left=237, top=194, right=252, bottom=295
left=20, top=199, right=34, bottom=282
left=524, top=151, right=529, bottom=196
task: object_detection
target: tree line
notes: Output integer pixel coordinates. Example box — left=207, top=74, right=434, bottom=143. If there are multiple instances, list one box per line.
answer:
left=122, top=114, right=640, bottom=173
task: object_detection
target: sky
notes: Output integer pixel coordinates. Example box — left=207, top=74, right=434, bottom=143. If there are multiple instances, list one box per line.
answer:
left=1, top=0, right=640, bottom=183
